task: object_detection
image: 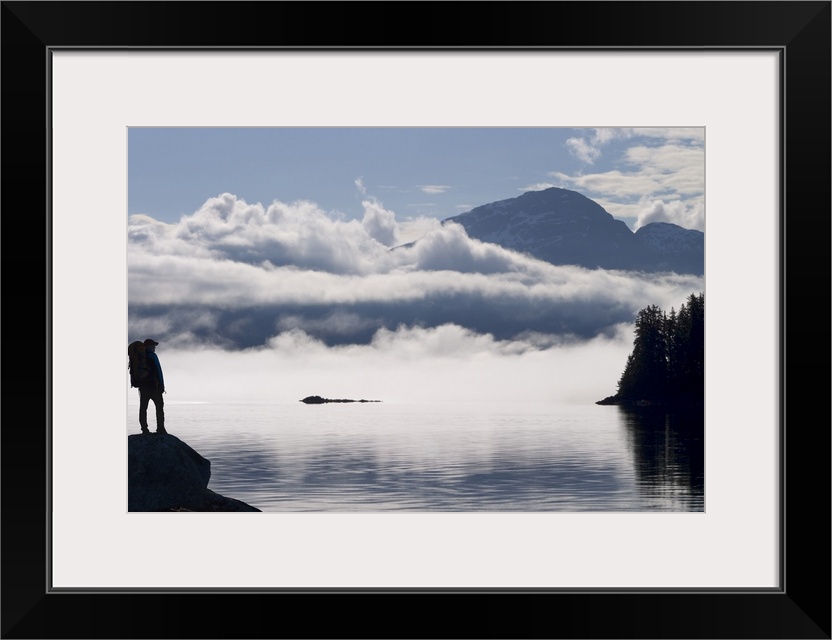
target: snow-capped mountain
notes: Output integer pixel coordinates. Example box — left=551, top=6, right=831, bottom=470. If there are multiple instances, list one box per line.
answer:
left=443, top=187, right=703, bottom=275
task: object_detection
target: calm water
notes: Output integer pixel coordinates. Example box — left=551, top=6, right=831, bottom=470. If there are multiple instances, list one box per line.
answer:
left=127, top=401, right=704, bottom=512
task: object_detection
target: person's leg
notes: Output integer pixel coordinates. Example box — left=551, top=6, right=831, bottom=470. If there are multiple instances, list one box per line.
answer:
left=138, top=388, right=150, bottom=434
left=153, top=389, right=166, bottom=433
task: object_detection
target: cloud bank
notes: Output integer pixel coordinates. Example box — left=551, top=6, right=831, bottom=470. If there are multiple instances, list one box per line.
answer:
left=129, top=193, right=703, bottom=353
left=149, top=322, right=637, bottom=405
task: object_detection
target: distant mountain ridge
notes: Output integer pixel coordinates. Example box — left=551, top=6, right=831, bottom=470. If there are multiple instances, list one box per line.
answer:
left=442, top=187, right=703, bottom=275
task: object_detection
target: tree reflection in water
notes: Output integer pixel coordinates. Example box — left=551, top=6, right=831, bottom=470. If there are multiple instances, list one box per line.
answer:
left=619, top=405, right=704, bottom=510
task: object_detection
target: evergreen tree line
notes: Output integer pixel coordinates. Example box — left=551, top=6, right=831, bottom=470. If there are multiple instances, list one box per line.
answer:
left=598, top=293, right=704, bottom=407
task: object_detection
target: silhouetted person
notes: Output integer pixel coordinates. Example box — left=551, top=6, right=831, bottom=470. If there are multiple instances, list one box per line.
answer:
left=139, top=338, right=166, bottom=434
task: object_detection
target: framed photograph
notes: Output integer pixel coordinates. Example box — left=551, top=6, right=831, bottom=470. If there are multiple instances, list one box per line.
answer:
left=3, top=1, right=829, bottom=638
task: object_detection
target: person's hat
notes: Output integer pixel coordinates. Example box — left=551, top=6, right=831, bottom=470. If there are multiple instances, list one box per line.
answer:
left=143, top=338, right=159, bottom=346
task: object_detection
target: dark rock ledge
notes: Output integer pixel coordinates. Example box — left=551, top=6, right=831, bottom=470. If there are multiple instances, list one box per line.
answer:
left=300, top=395, right=381, bottom=404
left=128, top=433, right=260, bottom=512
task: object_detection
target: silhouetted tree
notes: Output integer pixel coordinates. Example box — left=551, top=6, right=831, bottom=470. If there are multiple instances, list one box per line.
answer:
left=670, top=292, right=704, bottom=404
left=606, top=293, right=704, bottom=406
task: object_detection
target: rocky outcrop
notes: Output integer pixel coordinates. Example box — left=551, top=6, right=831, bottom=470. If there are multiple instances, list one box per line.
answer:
left=300, top=395, right=381, bottom=404
left=128, top=433, right=260, bottom=512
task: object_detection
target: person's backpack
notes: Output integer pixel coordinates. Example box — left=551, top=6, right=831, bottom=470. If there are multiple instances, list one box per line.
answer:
left=128, top=341, right=150, bottom=388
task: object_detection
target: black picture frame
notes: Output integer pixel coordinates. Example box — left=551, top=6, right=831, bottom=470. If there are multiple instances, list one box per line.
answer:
left=2, top=2, right=829, bottom=638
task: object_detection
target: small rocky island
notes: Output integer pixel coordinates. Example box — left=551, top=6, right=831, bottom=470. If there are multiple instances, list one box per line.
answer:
left=128, top=433, right=260, bottom=512
left=300, top=395, right=382, bottom=405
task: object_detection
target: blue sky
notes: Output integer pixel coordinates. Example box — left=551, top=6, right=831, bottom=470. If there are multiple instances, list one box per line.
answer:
left=128, top=127, right=704, bottom=232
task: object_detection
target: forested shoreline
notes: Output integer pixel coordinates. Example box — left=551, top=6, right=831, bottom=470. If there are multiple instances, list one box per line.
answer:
left=597, top=293, right=704, bottom=408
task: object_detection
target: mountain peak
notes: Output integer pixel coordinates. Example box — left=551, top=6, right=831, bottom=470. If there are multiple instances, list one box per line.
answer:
left=443, top=189, right=703, bottom=275
left=451, top=187, right=613, bottom=224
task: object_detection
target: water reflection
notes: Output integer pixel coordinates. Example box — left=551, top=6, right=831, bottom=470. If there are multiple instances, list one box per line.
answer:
left=203, top=424, right=634, bottom=512
left=618, top=405, right=704, bottom=511
left=135, top=402, right=705, bottom=512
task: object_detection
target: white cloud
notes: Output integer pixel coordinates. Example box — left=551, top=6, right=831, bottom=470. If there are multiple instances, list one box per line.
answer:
left=551, top=140, right=704, bottom=230
left=354, top=177, right=367, bottom=195
left=623, top=144, right=705, bottom=196
left=361, top=198, right=399, bottom=247
left=588, top=127, right=704, bottom=146
left=592, top=195, right=704, bottom=232
left=520, top=181, right=559, bottom=193
left=565, top=137, right=601, bottom=164
left=417, top=184, right=451, bottom=195
left=395, top=216, right=442, bottom=245
left=628, top=127, right=704, bottom=143
left=148, top=193, right=391, bottom=274
left=157, top=322, right=637, bottom=405
left=551, top=170, right=656, bottom=198
left=634, top=198, right=705, bottom=231
left=404, top=222, right=538, bottom=274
